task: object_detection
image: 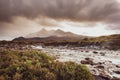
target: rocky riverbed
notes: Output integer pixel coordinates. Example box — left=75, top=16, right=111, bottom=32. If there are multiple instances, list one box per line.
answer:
left=35, top=46, right=120, bottom=80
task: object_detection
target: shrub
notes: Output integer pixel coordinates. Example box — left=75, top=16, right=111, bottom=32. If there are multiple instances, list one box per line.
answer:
left=0, top=50, right=94, bottom=80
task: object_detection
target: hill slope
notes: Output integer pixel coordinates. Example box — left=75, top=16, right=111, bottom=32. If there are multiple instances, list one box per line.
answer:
left=81, top=34, right=120, bottom=50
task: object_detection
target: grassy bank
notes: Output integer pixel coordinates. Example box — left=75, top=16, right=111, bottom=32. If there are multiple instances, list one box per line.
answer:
left=0, top=50, right=94, bottom=80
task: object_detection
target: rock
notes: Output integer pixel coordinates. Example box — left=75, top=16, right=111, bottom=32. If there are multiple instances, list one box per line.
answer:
left=116, top=65, right=120, bottom=68
left=94, top=75, right=111, bottom=80
left=100, top=52, right=105, bottom=56
left=93, top=51, right=98, bottom=54
left=112, top=77, right=120, bottom=80
left=113, top=71, right=120, bottom=74
left=81, top=58, right=94, bottom=65
left=96, top=65, right=105, bottom=69
left=98, top=62, right=103, bottom=65
left=90, top=69, right=99, bottom=75
left=81, top=51, right=83, bottom=52
left=85, top=51, right=89, bottom=53
left=81, top=60, right=91, bottom=64
left=85, top=57, right=91, bottom=60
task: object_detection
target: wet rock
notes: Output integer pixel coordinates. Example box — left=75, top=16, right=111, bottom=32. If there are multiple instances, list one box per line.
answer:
left=113, top=71, right=120, bottom=74
left=90, top=69, right=99, bottom=75
left=81, top=58, right=94, bottom=65
left=96, top=65, right=105, bottom=69
left=98, top=62, right=104, bottom=65
left=85, top=58, right=92, bottom=60
left=112, top=77, right=120, bottom=80
left=81, top=60, right=92, bottom=64
left=93, top=51, right=98, bottom=54
left=85, top=51, right=89, bottom=53
left=101, top=73, right=112, bottom=80
left=116, top=65, right=120, bottom=68
left=100, top=52, right=105, bottom=56
left=94, top=75, right=111, bottom=80
left=81, top=51, right=83, bottom=52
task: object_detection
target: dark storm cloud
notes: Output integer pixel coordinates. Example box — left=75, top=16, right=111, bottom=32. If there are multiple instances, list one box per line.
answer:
left=0, top=0, right=120, bottom=22
left=0, top=0, right=120, bottom=38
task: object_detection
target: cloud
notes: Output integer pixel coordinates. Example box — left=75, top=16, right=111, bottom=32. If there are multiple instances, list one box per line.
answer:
left=34, top=17, right=59, bottom=27
left=0, top=0, right=120, bottom=39
left=0, top=0, right=120, bottom=22
left=0, top=17, right=41, bottom=37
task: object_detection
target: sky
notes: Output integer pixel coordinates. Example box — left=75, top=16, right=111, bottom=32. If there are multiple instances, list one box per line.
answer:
left=0, top=0, right=120, bottom=40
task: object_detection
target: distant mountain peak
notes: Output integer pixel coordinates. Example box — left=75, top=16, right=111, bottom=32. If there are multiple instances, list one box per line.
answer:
left=26, top=28, right=84, bottom=38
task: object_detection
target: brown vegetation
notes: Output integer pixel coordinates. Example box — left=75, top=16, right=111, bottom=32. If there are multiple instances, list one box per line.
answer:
left=0, top=50, right=94, bottom=80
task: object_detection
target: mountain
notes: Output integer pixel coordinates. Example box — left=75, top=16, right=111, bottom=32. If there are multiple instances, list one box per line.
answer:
left=13, top=29, right=88, bottom=44
left=12, top=34, right=120, bottom=50
left=26, top=28, right=85, bottom=38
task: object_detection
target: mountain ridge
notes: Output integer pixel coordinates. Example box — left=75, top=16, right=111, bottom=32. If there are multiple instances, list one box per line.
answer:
left=26, top=28, right=85, bottom=38
left=11, top=34, right=120, bottom=50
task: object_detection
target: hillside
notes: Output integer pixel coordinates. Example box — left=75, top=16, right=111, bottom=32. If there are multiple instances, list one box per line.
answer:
left=81, top=34, right=120, bottom=50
